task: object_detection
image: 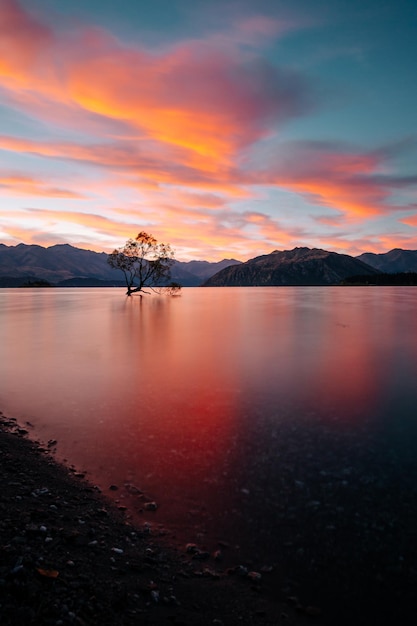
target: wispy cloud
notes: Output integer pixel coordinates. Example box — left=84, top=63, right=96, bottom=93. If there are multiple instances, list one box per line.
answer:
left=0, top=0, right=416, bottom=258
left=256, top=140, right=417, bottom=218
left=0, top=172, right=84, bottom=198
left=0, top=0, right=313, bottom=168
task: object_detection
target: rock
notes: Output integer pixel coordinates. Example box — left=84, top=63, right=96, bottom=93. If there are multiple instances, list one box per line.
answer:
left=31, top=487, right=50, bottom=497
left=150, top=589, right=160, bottom=603
left=202, top=568, right=220, bottom=579
left=186, top=543, right=199, bottom=554
left=124, top=484, right=143, bottom=495
left=235, top=566, right=248, bottom=577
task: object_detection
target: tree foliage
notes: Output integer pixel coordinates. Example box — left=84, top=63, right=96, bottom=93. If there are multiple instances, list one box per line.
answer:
left=108, top=232, right=181, bottom=296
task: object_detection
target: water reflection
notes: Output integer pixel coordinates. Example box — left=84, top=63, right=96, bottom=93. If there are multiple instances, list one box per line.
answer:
left=1, top=287, right=417, bottom=558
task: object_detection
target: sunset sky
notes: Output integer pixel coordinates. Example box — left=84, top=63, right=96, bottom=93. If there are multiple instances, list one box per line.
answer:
left=0, top=0, right=416, bottom=261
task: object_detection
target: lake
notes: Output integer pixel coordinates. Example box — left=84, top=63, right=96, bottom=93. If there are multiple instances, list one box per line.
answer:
left=1, top=286, right=417, bottom=616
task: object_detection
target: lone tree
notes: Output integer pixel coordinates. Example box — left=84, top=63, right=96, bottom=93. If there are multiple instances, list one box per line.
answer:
left=108, top=232, right=181, bottom=296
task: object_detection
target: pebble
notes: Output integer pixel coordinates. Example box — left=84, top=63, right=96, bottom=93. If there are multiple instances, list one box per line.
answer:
left=31, top=487, right=50, bottom=497
left=186, top=543, right=199, bottom=554
left=247, top=571, right=262, bottom=582
left=124, top=484, right=143, bottom=495
left=150, top=590, right=160, bottom=603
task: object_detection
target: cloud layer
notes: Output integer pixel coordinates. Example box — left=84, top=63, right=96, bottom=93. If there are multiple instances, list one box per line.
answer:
left=0, top=0, right=416, bottom=258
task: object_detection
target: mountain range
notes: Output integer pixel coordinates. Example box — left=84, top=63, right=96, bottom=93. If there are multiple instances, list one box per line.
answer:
left=0, top=243, right=240, bottom=287
left=203, top=247, right=381, bottom=286
left=356, top=249, right=417, bottom=273
left=1, top=243, right=417, bottom=288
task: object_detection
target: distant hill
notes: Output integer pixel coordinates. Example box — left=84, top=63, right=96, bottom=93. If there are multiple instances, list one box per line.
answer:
left=0, top=243, right=240, bottom=287
left=356, top=249, right=417, bottom=273
left=170, top=259, right=241, bottom=286
left=203, top=247, right=381, bottom=286
left=176, top=259, right=242, bottom=283
left=0, top=243, right=118, bottom=283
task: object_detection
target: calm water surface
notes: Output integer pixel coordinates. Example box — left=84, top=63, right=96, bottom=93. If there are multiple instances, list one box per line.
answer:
left=1, top=287, right=417, bottom=568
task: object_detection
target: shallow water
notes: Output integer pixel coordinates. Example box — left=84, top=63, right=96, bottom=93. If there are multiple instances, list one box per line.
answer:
left=1, top=287, right=417, bottom=569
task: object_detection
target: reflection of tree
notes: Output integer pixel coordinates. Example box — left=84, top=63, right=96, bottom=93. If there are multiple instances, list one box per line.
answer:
left=108, top=232, right=181, bottom=296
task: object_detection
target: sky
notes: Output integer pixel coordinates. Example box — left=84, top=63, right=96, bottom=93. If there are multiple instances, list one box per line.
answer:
left=0, top=0, right=416, bottom=261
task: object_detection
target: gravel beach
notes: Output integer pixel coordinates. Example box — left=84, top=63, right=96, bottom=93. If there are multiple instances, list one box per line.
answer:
left=2, top=411, right=417, bottom=625
left=0, top=413, right=305, bottom=626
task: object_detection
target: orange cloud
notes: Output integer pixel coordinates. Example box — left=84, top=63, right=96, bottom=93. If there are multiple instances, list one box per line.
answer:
left=260, top=142, right=409, bottom=218
left=0, top=1, right=313, bottom=174
left=171, top=191, right=228, bottom=209
left=0, top=173, right=84, bottom=198
left=0, top=0, right=54, bottom=88
left=401, top=214, right=417, bottom=227
left=1, top=1, right=416, bottom=259
left=2, top=131, right=404, bottom=221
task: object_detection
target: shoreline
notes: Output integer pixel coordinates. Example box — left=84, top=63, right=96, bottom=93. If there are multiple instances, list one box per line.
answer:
left=0, top=413, right=302, bottom=626
left=2, top=411, right=417, bottom=625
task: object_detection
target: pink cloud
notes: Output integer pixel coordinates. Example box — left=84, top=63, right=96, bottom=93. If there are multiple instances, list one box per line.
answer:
left=0, top=0, right=313, bottom=172
left=1, top=1, right=416, bottom=259
left=256, top=141, right=414, bottom=218
left=1, top=130, right=415, bottom=230
left=0, top=172, right=84, bottom=198
left=0, top=0, right=54, bottom=87
left=400, top=210, right=417, bottom=227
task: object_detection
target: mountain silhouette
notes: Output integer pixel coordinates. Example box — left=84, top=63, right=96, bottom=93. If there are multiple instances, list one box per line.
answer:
left=356, top=249, right=417, bottom=273
left=0, top=243, right=240, bottom=287
left=203, top=247, right=381, bottom=286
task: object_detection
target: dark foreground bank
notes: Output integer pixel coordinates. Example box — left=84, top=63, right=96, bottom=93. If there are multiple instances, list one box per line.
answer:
left=2, top=413, right=417, bottom=626
left=0, top=414, right=312, bottom=626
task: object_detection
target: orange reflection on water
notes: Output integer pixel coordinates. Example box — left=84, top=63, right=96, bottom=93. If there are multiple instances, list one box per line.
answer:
left=2, top=287, right=417, bottom=544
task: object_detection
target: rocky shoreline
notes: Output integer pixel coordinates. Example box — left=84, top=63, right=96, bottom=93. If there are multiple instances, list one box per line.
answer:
left=0, top=414, right=307, bottom=626
left=2, top=411, right=417, bottom=625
